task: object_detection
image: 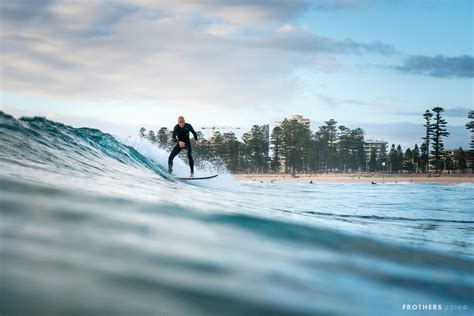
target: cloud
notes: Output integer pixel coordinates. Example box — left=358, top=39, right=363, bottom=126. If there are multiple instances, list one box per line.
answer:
left=203, top=23, right=240, bottom=37
left=253, top=33, right=395, bottom=55
left=139, top=0, right=363, bottom=24
left=132, top=0, right=313, bottom=24
left=0, top=0, right=53, bottom=22
left=0, top=0, right=393, bottom=112
left=396, top=55, right=474, bottom=78
left=311, top=55, right=347, bottom=72
left=313, top=93, right=339, bottom=108
left=395, top=107, right=473, bottom=118
left=311, top=0, right=362, bottom=10
left=311, top=93, right=400, bottom=110
left=444, top=107, right=473, bottom=118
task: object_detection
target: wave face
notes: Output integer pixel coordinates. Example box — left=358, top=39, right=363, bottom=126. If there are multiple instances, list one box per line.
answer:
left=1, top=112, right=473, bottom=316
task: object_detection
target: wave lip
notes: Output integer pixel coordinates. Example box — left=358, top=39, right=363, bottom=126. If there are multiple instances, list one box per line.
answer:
left=0, top=111, right=170, bottom=179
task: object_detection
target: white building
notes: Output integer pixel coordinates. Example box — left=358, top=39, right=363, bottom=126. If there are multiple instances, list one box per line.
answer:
left=275, top=114, right=311, bottom=127
left=363, top=139, right=388, bottom=161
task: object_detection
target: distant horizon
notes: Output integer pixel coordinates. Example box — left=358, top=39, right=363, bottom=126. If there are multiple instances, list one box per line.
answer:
left=2, top=109, right=470, bottom=151
left=1, top=1, right=472, bottom=150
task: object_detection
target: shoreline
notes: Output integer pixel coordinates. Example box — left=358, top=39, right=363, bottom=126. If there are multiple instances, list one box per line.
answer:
left=232, top=173, right=474, bottom=184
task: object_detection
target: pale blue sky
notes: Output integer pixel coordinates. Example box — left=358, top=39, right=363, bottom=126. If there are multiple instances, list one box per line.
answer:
left=1, top=0, right=472, bottom=148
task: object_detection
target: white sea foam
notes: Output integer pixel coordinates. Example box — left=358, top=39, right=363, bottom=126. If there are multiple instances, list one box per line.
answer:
left=121, top=136, right=243, bottom=191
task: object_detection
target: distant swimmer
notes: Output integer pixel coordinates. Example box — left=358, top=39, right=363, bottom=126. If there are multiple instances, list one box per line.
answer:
left=371, top=181, right=377, bottom=184
left=168, top=116, right=201, bottom=177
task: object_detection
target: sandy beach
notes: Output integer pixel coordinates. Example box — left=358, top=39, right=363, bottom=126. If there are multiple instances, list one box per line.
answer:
left=233, top=173, right=474, bottom=184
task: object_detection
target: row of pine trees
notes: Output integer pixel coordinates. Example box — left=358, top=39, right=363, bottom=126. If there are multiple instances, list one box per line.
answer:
left=140, top=108, right=473, bottom=174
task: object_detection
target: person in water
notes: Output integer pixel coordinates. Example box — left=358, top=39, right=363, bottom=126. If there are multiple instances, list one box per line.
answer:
left=168, top=116, right=200, bottom=177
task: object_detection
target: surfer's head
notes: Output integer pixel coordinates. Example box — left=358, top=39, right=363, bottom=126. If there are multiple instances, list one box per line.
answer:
left=177, top=116, right=185, bottom=128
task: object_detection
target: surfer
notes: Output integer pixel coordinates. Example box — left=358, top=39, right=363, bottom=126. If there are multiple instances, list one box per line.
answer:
left=168, top=116, right=200, bottom=177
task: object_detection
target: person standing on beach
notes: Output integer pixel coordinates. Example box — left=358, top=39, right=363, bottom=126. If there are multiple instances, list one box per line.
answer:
left=168, top=116, right=200, bottom=177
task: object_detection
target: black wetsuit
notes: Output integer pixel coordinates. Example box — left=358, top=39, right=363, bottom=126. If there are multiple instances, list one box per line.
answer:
left=168, top=123, right=198, bottom=173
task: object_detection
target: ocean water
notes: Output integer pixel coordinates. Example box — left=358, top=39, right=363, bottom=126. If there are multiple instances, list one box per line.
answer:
left=1, top=111, right=473, bottom=316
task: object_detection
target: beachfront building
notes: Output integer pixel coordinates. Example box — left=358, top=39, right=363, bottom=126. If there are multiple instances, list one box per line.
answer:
left=275, top=114, right=311, bottom=128
left=363, top=139, right=388, bottom=161
left=262, top=124, right=270, bottom=144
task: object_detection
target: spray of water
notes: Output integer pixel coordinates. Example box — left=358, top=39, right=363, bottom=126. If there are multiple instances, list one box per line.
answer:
left=121, top=136, right=244, bottom=191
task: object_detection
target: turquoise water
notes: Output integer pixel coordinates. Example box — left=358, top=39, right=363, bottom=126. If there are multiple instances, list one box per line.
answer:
left=1, top=112, right=473, bottom=315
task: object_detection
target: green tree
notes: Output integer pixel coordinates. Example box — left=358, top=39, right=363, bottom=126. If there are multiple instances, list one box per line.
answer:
left=389, top=144, right=397, bottom=173
left=422, top=110, right=434, bottom=173
left=337, top=125, right=350, bottom=172
left=310, top=132, right=322, bottom=172
left=279, top=119, right=311, bottom=174
left=196, top=131, right=205, bottom=140
left=403, top=148, right=415, bottom=172
left=283, top=119, right=300, bottom=174
left=419, top=142, right=428, bottom=173
left=147, top=130, right=157, bottom=144
left=368, top=148, right=377, bottom=172
left=466, top=110, right=474, bottom=150
left=270, top=126, right=282, bottom=172
left=193, top=131, right=213, bottom=165
left=377, top=143, right=387, bottom=171
left=455, top=147, right=467, bottom=173
left=430, top=107, right=450, bottom=172
left=139, top=127, right=146, bottom=138
left=295, top=122, right=312, bottom=173
left=443, top=150, right=456, bottom=172
left=313, top=130, right=325, bottom=172
left=279, top=119, right=291, bottom=173
left=316, top=119, right=338, bottom=172
left=306, top=133, right=319, bottom=173
left=211, top=131, right=225, bottom=159
left=242, top=125, right=268, bottom=173
left=412, top=144, right=420, bottom=172
left=157, top=127, right=171, bottom=149
left=222, top=132, right=242, bottom=172
left=193, top=140, right=208, bottom=161
left=351, top=128, right=366, bottom=172
left=395, top=144, right=404, bottom=172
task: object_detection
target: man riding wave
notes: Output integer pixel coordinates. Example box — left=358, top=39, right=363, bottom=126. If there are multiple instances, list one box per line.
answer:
left=168, top=116, right=200, bottom=177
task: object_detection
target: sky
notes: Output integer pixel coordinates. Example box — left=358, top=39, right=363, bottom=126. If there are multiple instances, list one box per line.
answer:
left=1, top=0, right=473, bottom=149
